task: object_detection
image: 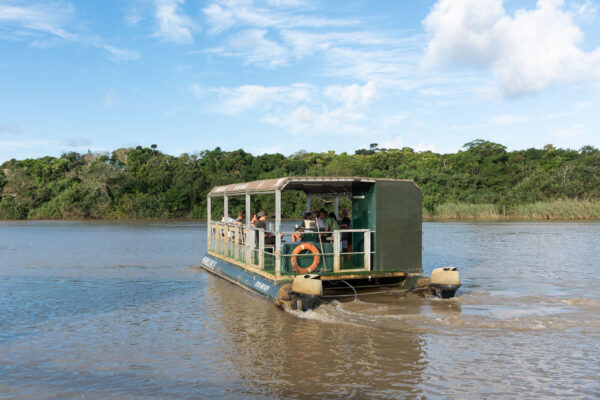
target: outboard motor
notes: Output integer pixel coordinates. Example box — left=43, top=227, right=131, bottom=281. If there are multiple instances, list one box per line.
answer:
left=430, top=267, right=461, bottom=298
left=290, top=274, right=322, bottom=311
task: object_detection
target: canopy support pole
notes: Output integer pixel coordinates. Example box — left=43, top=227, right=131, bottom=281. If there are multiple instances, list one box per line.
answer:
left=275, top=189, right=281, bottom=279
left=207, top=196, right=211, bottom=249
left=223, top=195, right=228, bottom=222
left=334, top=196, right=339, bottom=217
left=245, top=194, right=251, bottom=226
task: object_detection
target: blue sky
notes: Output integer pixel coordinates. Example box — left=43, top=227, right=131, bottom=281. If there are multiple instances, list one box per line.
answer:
left=1, top=0, right=599, bottom=162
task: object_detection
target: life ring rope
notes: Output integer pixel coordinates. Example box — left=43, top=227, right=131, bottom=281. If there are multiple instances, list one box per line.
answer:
left=291, top=243, right=321, bottom=274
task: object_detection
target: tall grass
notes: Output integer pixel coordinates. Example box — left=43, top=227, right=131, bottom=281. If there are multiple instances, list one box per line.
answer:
left=426, top=200, right=600, bottom=220
left=429, top=203, right=502, bottom=220
left=512, top=200, right=600, bottom=220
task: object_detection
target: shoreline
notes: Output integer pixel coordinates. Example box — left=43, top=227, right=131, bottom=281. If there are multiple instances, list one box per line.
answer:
left=2, top=216, right=600, bottom=223
left=2, top=200, right=600, bottom=222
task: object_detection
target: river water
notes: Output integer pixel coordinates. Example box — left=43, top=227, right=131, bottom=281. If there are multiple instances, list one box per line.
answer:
left=1, top=221, right=599, bottom=399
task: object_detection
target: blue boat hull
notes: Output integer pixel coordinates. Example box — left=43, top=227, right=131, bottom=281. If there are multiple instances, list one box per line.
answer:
left=200, top=254, right=289, bottom=304
left=199, top=254, right=457, bottom=310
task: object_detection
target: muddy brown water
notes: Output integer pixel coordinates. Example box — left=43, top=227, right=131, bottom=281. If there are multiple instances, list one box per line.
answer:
left=1, top=221, right=599, bottom=399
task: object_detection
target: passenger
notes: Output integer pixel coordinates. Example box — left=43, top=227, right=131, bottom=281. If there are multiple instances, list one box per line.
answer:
left=254, top=211, right=276, bottom=245
left=250, top=212, right=257, bottom=227
left=220, top=210, right=234, bottom=238
left=339, top=209, right=352, bottom=252
left=316, top=209, right=327, bottom=231
left=292, top=211, right=311, bottom=242
left=221, top=210, right=235, bottom=224
left=234, top=210, right=244, bottom=225
left=325, top=212, right=340, bottom=232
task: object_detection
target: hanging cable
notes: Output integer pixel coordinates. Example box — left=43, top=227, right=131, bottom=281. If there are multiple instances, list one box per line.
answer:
left=340, top=280, right=357, bottom=301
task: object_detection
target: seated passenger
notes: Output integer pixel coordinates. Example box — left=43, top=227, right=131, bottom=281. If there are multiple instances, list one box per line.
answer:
left=234, top=210, right=244, bottom=225
left=221, top=210, right=234, bottom=224
left=316, top=209, right=327, bottom=231
left=254, top=211, right=276, bottom=245
left=325, top=212, right=340, bottom=232
left=339, top=209, right=352, bottom=252
left=317, top=210, right=339, bottom=239
left=292, top=211, right=312, bottom=242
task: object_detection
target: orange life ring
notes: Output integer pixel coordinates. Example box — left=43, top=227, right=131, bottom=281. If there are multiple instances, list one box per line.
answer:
left=291, top=243, right=321, bottom=274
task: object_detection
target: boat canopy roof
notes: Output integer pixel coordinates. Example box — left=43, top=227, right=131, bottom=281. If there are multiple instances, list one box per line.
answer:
left=208, top=176, right=414, bottom=197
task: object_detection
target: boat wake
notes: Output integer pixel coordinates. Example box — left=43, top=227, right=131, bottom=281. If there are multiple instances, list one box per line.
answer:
left=284, top=291, right=600, bottom=336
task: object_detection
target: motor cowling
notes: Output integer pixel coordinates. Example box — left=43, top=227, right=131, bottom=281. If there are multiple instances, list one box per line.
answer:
left=430, top=267, right=461, bottom=298
left=290, top=274, right=322, bottom=311
left=292, top=274, right=323, bottom=296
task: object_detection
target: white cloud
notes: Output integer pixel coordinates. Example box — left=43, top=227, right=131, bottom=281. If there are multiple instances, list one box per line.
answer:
left=201, top=0, right=366, bottom=68
left=324, top=81, right=376, bottom=110
left=0, top=2, right=140, bottom=60
left=450, top=102, right=592, bottom=131
left=208, top=84, right=314, bottom=114
left=0, top=2, right=77, bottom=41
left=423, top=0, right=600, bottom=96
left=102, top=44, right=141, bottom=61
left=321, top=46, right=424, bottom=89
left=228, top=28, right=288, bottom=67
left=197, top=81, right=377, bottom=135
left=415, top=142, right=438, bottom=153
left=266, top=0, right=307, bottom=8
left=553, top=123, right=587, bottom=138
left=203, top=0, right=356, bottom=33
left=379, top=137, right=404, bottom=149
left=154, top=0, right=196, bottom=44
left=203, top=3, right=235, bottom=34
left=265, top=104, right=369, bottom=135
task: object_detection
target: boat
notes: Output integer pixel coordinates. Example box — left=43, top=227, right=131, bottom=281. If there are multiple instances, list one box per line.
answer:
left=199, top=176, right=460, bottom=311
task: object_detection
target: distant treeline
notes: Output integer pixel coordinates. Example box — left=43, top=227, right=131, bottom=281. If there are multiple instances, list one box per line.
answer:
left=1, top=140, right=599, bottom=220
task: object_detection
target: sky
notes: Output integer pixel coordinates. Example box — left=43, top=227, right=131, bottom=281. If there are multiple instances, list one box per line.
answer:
left=1, top=0, right=600, bottom=162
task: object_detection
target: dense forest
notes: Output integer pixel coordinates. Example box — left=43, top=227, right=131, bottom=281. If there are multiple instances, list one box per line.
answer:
left=1, top=140, right=599, bottom=220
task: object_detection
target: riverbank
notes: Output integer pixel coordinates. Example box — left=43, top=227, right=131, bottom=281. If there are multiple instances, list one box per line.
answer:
left=423, top=200, right=600, bottom=221
left=2, top=200, right=600, bottom=221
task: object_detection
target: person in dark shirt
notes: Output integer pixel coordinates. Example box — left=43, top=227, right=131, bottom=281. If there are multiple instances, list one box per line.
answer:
left=254, top=211, right=275, bottom=245
left=339, top=209, right=352, bottom=252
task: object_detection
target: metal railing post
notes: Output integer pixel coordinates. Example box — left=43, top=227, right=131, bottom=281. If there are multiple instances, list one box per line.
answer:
left=245, top=194, right=251, bottom=226
left=333, top=230, right=340, bottom=272
left=259, top=228, right=265, bottom=269
left=207, top=196, right=211, bottom=250
left=223, top=223, right=231, bottom=257
left=275, top=190, right=281, bottom=279
left=245, top=227, right=252, bottom=265
left=363, top=230, right=371, bottom=271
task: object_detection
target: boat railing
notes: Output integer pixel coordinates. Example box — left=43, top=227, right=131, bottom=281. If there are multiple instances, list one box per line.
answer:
left=207, top=221, right=375, bottom=278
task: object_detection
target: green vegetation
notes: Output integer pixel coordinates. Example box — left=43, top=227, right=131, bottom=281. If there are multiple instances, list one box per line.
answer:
left=1, top=140, right=599, bottom=220
left=423, top=200, right=600, bottom=220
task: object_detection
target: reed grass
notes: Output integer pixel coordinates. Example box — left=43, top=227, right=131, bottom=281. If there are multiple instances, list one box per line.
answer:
left=511, top=200, right=600, bottom=220
left=428, top=203, right=502, bottom=220
left=425, top=200, right=600, bottom=220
